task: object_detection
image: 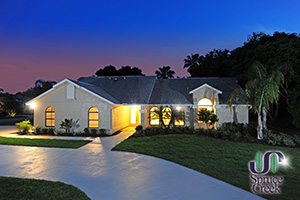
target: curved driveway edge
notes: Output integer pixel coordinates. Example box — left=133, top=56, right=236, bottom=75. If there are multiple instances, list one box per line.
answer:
left=0, top=126, right=264, bottom=200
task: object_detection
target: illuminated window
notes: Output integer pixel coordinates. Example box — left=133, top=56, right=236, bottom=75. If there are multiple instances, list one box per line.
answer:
left=198, top=98, right=213, bottom=111
left=45, top=107, right=55, bottom=127
left=198, top=98, right=214, bottom=124
left=150, top=107, right=159, bottom=125
left=174, top=107, right=185, bottom=126
left=89, top=107, right=99, bottom=128
left=162, top=107, right=172, bottom=125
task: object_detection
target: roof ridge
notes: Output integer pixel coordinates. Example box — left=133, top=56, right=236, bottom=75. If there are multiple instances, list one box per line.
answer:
left=147, top=77, right=157, bottom=104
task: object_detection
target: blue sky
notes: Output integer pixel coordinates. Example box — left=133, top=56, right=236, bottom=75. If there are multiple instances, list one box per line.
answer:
left=1, top=0, right=300, bottom=93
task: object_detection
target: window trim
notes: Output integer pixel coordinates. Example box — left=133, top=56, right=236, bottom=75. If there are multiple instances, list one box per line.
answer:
left=45, top=106, right=55, bottom=127
left=88, top=107, right=99, bottom=128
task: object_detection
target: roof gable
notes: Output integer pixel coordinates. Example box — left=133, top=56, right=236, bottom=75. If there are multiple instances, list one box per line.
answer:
left=189, top=83, right=223, bottom=94
left=25, top=79, right=117, bottom=106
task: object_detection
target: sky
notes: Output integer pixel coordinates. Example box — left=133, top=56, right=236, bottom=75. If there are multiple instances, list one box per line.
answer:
left=1, top=0, right=300, bottom=93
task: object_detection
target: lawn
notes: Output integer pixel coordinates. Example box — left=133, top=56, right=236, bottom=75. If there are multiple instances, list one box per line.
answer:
left=112, top=134, right=300, bottom=200
left=0, top=176, right=90, bottom=200
left=0, top=136, right=91, bottom=148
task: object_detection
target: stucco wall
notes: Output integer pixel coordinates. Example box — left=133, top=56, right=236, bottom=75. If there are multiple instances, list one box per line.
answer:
left=192, top=86, right=218, bottom=105
left=33, top=82, right=112, bottom=133
left=215, top=105, right=249, bottom=128
left=111, top=105, right=130, bottom=132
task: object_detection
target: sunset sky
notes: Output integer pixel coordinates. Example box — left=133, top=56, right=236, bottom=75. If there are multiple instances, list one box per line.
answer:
left=1, top=0, right=300, bottom=93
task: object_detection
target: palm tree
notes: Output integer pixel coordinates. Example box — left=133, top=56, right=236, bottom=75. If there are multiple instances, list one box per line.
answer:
left=227, top=61, right=284, bottom=140
left=155, top=66, right=175, bottom=79
left=183, top=53, right=200, bottom=76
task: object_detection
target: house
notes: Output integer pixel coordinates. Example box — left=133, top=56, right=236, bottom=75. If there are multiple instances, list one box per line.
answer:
left=25, top=76, right=249, bottom=134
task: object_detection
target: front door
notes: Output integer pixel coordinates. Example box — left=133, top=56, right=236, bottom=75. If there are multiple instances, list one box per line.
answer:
left=130, top=107, right=137, bottom=124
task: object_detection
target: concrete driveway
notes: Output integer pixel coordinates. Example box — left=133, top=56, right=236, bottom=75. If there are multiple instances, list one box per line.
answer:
left=0, top=126, right=264, bottom=200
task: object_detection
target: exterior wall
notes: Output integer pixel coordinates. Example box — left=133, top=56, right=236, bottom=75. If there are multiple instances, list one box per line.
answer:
left=111, top=105, right=130, bottom=132
left=33, top=82, right=112, bottom=133
left=215, top=105, right=249, bottom=128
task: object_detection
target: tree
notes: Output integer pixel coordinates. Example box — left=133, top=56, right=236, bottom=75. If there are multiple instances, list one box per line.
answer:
left=155, top=66, right=175, bottom=79
left=183, top=53, right=200, bottom=77
left=153, top=106, right=184, bottom=131
left=228, top=62, right=284, bottom=139
left=184, top=50, right=231, bottom=77
left=95, top=65, right=118, bottom=76
left=0, top=94, right=19, bottom=117
left=95, top=65, right=144, bottom=76
left=118, top=66, right=144, bottom=76
left=24, top=80, right=56, bottom=100
left=197, top=109, right=219, bottom=129
left=0, top=88, right=3, bottom=93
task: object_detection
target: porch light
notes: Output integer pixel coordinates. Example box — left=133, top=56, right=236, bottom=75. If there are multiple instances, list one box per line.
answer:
left=176, top=106, right=181, bottom=110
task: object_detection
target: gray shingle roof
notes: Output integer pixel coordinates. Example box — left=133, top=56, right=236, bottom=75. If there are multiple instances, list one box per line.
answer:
left=76, top=76, right=242, bottom=105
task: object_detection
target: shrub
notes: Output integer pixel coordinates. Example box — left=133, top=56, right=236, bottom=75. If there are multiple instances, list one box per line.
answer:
left=195, top=128, right=205, bottom=135
left=143, top=127, right=164, bottom=136
left=221, top=129, right=231, bottom=140
left=99, top=128, right=107, bottom=136
left=282, top=137, right=296, bottom=147
left=84, top=128, right=90, bottom=135
left=232, top=132, right=241, bottom=141
left=135, top=125, right=143, bottom=132
left=91, top=129, right=97, bottom=135
left=47, top=128, right=55, bottom=135
left=41, top=128, right=48, bottom=135
left=16, top=120, right=32, bottom=134
left=35, top=126, right=42, bottom=134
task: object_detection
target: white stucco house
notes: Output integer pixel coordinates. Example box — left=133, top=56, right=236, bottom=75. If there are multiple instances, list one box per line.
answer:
left=25, top=76, right=249, bottom=134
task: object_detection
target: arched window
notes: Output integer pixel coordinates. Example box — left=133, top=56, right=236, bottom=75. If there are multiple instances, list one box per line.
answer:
left=162, top=107, right=172, bottom=125
left=89, top=107, right=99, bottom=128
left=174, top=107, right=185, bottom=126
left=150, top=107, right=159, bottom=125
left=198, top=98, right=213, bottom=111
left=45, top=107, right=55, bottom=127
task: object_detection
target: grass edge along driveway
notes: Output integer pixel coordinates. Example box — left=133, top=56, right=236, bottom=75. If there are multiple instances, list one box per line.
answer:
left=0, top=176, right=90, bottom=200
left=112, top=134, right=300, bottom=200
left=0, top=136, right=91, bottom=148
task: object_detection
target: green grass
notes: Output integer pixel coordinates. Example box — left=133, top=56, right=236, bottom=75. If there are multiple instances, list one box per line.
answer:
left=113, top=134, right=300, bottom=200
left=0, top=136, right=91, bottom=148
left=0, top=176, right=90, bottom=200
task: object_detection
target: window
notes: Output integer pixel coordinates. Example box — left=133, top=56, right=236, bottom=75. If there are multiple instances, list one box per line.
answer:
left=174, top=107, right=185, bottom=126
left=45, top=107, right=55, bottom=127
left=198, top=98, right=213, bottom=124
left=198, top=98, right=213, bottom=111
left=89, top=107, right=99, bottom=128
left=162, top=107, right=172, bottom=125
left=150, top=107, right=159, bottom=125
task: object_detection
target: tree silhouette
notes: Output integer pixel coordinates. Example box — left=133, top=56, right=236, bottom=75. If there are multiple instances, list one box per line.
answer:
left=95, top=65, right=144, bottom=76
left=155, top=66, right=175, bottom=79
left=183, top=53, right=200, bottom=77
left=96, top=65, right=118, bottom=76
